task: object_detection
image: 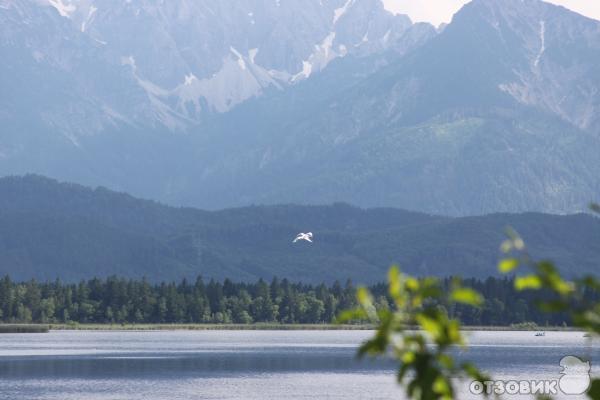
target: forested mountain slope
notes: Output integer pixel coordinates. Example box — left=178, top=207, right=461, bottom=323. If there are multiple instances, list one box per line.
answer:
left=0, top=175, right=598, bottom=283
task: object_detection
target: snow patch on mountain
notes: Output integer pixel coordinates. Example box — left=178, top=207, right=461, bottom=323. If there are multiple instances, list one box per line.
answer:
left=230, top=46, right=247, bottom=70
left=120, top=49, right=287, bottom=120
left=291, top=61, right=313, bottom=82
left=534, top=20, right=545, bottom=68
left=80, top=5, right=96, bottom=32
left=333, top=0, right=354, bottom=24
left=248, top=48, right=259, bottom=64
left=292, top=31, right=341, bottom=82
left=382, top=29, right=391, bottom=43
left=47, top=0, right=75, bottom=18
left=184, top=74, right=197, bottom=86
left=175, top=55, right=268, bottom=113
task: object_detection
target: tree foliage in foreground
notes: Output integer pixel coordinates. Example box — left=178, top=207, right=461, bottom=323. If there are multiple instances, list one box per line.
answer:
left=341, top=268, right=489, bottom=400
left=498, top=224, right=600, bottom=400
left=346, top=205, right=600, bottom=400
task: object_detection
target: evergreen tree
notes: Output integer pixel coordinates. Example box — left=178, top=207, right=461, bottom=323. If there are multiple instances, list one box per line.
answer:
left=0, top=275, right=595, bottom=326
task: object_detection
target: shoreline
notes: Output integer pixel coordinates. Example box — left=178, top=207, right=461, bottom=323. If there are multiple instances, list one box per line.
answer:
left=0, top=323, right=585, bottom=333
left=49, top=323, right=374, bottom=331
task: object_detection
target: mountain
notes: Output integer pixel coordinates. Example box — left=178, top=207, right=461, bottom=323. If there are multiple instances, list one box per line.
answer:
left=184, top=0, right=600, bottom=214
left=0, top=175, right=598, bottom=283
left=1, top=0, right=599, bottom=215
left=0, top=0, right=425, bottom=134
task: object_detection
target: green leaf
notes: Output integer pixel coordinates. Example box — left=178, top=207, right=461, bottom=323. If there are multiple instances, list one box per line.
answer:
left=336, top=308, right=366, bottom=323
left=498, top=258, right=519, bottom=273
left=401, top=351, right=415, bottom=364
left=357, top=287, right=373, bottom=307
left=587, top=378, right=600, bottom=400
left=515, top=275, right=542, bottom=290
left=388, top=266, right=402, bottom=300
left=447, top=319, right=463, bottom=344
left=405, top=277, right=419, bottom=291
left=450, top=288, right=483, bottom=306
left=416, top=313, right=442, bottom=339
left=433, top=376, right=451, bottom=396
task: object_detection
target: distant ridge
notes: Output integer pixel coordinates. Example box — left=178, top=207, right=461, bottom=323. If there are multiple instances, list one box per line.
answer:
left=0, top=175, right=598, bottom=283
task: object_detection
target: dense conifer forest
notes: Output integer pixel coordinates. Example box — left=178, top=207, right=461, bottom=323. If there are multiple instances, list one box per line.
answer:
left=1, top=275, right=596, bottom=326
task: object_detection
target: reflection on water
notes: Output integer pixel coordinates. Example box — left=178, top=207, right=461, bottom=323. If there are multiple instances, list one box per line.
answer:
left=0, top=330, right=597, bottom=399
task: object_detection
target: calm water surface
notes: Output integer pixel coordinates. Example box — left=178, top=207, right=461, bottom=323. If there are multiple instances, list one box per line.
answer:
left=0, top=330, right=597, bottom=399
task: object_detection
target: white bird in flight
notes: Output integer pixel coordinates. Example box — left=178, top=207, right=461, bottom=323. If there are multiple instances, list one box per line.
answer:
left=293, top=232, right=313, bottom=243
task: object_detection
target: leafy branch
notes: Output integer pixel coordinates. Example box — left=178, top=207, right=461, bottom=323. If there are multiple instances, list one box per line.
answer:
left=343, top=203, right=600, bottom=400
left=340, top=267, right=488, bottom=400
left=497, top=205, right=600, bottom=399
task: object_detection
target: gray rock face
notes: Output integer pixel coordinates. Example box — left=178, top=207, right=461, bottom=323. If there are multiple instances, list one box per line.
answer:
left=465, top=0, right=600, bottom=133
left=1, top=0, right=599, bottom=216
left=1, top=0, right=413, bottom=134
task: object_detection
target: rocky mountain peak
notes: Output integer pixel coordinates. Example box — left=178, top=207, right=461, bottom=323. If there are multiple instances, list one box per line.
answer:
left=444, top=0, right=600, bottom=133
left=1, top=0, right=424, bottom=134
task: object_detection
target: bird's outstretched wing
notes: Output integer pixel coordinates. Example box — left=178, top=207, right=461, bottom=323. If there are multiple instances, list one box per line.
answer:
left=305, top=237, right=313, bottom=242
left=292, top=237, right=300, bottom=243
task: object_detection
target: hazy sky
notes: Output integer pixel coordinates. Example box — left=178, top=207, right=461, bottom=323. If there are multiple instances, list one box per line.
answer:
left=382, top=0, right=600, bottom=26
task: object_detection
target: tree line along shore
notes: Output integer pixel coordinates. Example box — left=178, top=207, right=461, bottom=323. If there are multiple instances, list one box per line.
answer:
left=0, top=324, right=583, bottom=334
left=0, top=275, right=597, bottom=327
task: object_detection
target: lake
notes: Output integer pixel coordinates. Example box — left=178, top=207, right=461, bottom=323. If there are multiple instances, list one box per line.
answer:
left=0, top=330, right=597, bottom=399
